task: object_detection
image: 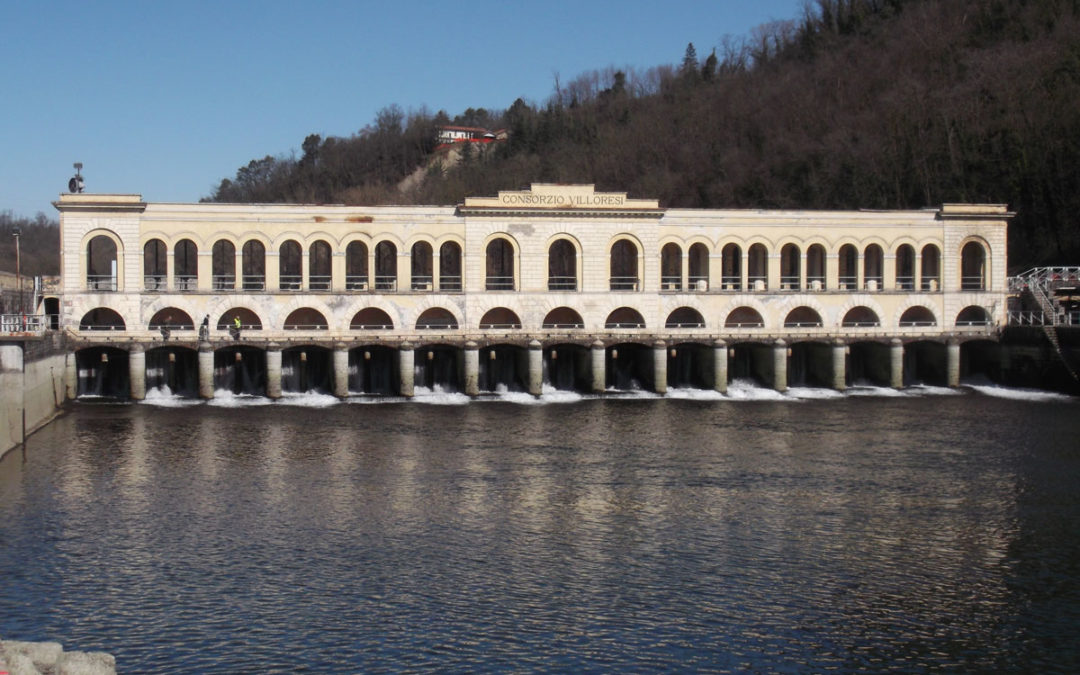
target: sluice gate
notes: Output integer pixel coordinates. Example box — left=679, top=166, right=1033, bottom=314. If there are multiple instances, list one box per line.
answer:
left=282, top=346, right=332, bottom=394
left=667, top=342, right=714, bottom=389
left=214, top=346, right=266, bottom=395
left=75, top=347, right=129, bottom=398
left=479, top=345, right=528, bottom=393
left=349, top=346, right=397, bottom=395
left=415, top=344, right=463, bottom=392
left=607, top=343, right=654, bottom=391
left=543, top=344, right=592, bottom=392
left=146, top=347, right=198, bottom=396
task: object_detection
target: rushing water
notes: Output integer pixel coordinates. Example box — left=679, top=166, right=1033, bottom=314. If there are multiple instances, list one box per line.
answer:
left=1, top=384, right=1078, bottom=673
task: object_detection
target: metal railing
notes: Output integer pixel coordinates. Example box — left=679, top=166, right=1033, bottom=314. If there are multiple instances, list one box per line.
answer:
left=548, top=276, right=577, bottom=291
left=688, top=276, right=708, bottom=291
left=175, top=275, right=197, bottom=291
left=1008, top=311, right=1047, bottom=326
left=439, top=275, right=462, bottom=292
left=144, top=275, right=166, bottom=291
left=780, top=275, right=800, bottom=291
left=1, top=314, right=48, bottom=333
left=242, top=275, right=265, bottom=291
left=609, top=277, right=639, bottom=291
left=895, top=276, right=915, bottom=291
left=838, top=275, right=857, bottom=290
left=660, top=276, right=682, bottom=291
left=213, top=274, right=235, bottom=290
left=720, top=276, right=741, bottom=291
left=411, top=276, right=433, bottom=292
left=87, top=275, right=117, bottom=291
left=374, top=276, right=396, bottom=291
left=308, top=275, right=331, bottom=291
left=961, top=275, right=985, bottom=291
left=486, top=276, right=514, bottom=291
left=748, top=276, right=767, bottom=291
left=279, top=275, right=302, bottom=291
left=345, top=276, right=368, bottom=291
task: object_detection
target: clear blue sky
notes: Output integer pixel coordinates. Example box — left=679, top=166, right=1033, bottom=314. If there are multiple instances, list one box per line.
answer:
left=1, top=0, right=805, bottom=218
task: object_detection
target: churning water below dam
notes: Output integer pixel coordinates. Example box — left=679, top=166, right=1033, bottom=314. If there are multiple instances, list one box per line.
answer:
left=1, top=383, right=1078, bottom=672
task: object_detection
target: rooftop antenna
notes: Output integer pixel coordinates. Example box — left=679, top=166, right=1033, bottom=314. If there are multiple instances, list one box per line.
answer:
left=68, top=162, right=84, bottom=193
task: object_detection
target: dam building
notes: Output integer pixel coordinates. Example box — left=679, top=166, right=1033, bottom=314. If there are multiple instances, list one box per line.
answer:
left=54, top=183, right=1010, bottom=399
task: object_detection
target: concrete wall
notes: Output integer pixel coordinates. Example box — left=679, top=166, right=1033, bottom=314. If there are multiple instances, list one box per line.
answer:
left=0, top=339, right=67, bottom=458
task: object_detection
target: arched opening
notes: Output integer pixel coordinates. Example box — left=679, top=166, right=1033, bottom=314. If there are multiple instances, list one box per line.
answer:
left=841, top=306, right=880, bottom=328
left=848, top=341, right=891, bottom=386
left=689, top=243, right=709, bottom=291
left=668, top=342, right=714, bottom=389
left=212, top=240, right=235, bottom=290
left=606, top=342, right=654, bottom=391
left=175, top=239, right=198, bottom=291
left=665, top=307, right=705, bottom=328
left=784, top=306, right=823, bottom=328
left=788, top=341, right=833, bottom=388
left=214, top=345, right=266, bottom=395
left=479, top=307, right=522, bottom=329
left=279, top=240, right=302, bottom=290
left=217, top=308, right=262, bottom=331
left=284, top=308, right=328, bottom=330
left=282, top=346, right=332, bottom=394
left=807, top=244, right=826, bottom=290
left=87, top=235, right=117, bottom=291
left=416, top=307, right=458, bottom=330
left=609, top=239, right=639, bottom=291
left=143, top=239, right=166, bottom=290
left=544, top=344, right=591, bottom=392
left=375, top=241, right=397, bottom=290
left=439, top=241, right=462, bottom=291
left=899, top=306, right=937, bottom=327
left=486, top=238, right=515, bottom=290
left=780, top=243, right=800, bottom=290
left=904, top=340, right=947, bottom=386
left=838, top=244, right=857, bottom=290
left=542, top=307, right=584, bottom=329
left=346, top=241, right=369, bottom=290
left=75, top=347, right=129, bottom=398
left=350, top=308, right=394, bottom=330
left=145, top=346, right=199, bottom=397
left=863, top=244, right=883, bottom=290
left=480, top=344, right=528, bottom=393
left=309, top=240, right=332, bottom=290
left=348, top=345, right=398, bottom=395
left=148, top=308, right=195, bottom=331
left=921, top=245, right=941, bottom=291
left=896, top=245, right=916, bottom=290
left=414, top=344, right=463, bottom=392
left=411, top=241, right=433, bottom=291
left=961, top=339, right=1003, bottom=384
left=725, top=306, right=764, bottom=328
left=961, top=242, right=986, bottom=290
left=548, top=239, right=577, bottom=291
left=661, top=243, right=682, bottom=290
left=79, top=308, right=125, bottom=331
left=721, top=243, right=742, bottom=290
left=728, top=341, right=774, bottom=387
left=605, top=307, right=645, bottom=329
left=748, top=243, right=768, bottom=290
left=241, top=240, right=265, bottom=290
left=956, top=305, right=990, bottom=326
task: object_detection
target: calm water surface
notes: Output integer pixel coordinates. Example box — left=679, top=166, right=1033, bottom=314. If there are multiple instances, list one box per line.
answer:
left=1, top=385, right=1078, bottom=673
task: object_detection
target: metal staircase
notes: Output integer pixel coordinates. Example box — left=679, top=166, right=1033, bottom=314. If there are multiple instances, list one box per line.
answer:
left=1010, top=267, right=1080, bottom=382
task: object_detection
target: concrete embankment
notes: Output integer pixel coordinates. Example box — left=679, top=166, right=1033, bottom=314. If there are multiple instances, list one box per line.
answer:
left=0, top=638, right=115, bottom=675
left=0, top=334, right=67, bottom=459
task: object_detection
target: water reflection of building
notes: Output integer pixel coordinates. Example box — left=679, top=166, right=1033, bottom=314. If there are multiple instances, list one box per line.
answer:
left=54, top=184, right=1010, bottom=399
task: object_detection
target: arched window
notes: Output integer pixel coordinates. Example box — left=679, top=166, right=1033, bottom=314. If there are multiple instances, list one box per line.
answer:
left=548, top=239, right=577, bottom=291
left=279, top=240, right=302, bottom=291
left=350, top=308, right=394, bottom=330
left=375, top=241, right=397, bottom=291
left=896, top=245, right=916, bottom=290
left=689, top=243, right=709, bottom=291
left=899, top=306, right=937, bottom=327
left=439, top=241, right=462, bottom=291
left=486, top=238, right=515, bottom=290
left=661, top=243, right=682, bottom=290
left=780, top=244, right=800, bottom=290
left=784, top=306, right=823, bottom=327
left=721, top=243, right=742, bottom=290
left=748, top=243, right=768, bottom=290
left=241, top=240, right=265, bottom=290
left=838, top=244, right=857, bottom=290
left=807, top=244, right=825, bottom=290
left=725, top=306, right=764, bottom=328
left=309, top=240, right=332, bottom=290
left=217, top=308, right=262, bottom=330
left=87, top=235, right=118, bottom=291
left=479, top=307, right=522, bottom=329
left=284, top=308, right=328, bottom=330
left=411, top=242, right=433, bottom=291
left=610, top=239, right=639, bottom=291
left=665, top=307, right=705, bottom=328
left=921, top=245, right=941, bottom=291
left=212, top=240, right=235, bottom=290
left=961, top=242, right=986, bottom=290
left=864, top=244, right=883, bottom=291
left=416, top=307, right=458, bottom=330
left=175, top=239, right=197, bottom=291
left=143, top=239, right=166, bottom=290
left=841, top=307, right=880, bottom=327
left=148, top=308, right=194, bottom=330
left=956, top=305, right=990, bottom=326
left=346, top=241, right=369, bottom=290
left=79, top=307, right=125, bottom=330
left=542, top=307, right=584, bottom=329
left=605, top=307, right=645, bottom=328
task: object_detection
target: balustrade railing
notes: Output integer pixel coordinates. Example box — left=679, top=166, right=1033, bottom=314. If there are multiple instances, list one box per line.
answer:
left=175, top=275, right=198, bottom=291
left=609, top=277, right=639, bottom=291
left=144, top=275, right=166, bottom=291
left=308, top=275, right=331, bottom=291
left=242, top=275, right=265, bottom=291
left=547, top=276, right=577, bottom=291
left=88, top=275, right=117, bottom=291
left=279, top=275, right=302, bottom=291
left=439, top=275, right=462, bottom=292
left=486, top=276, right=514, bottom=291
left=213, top=274, right=235, bottom=290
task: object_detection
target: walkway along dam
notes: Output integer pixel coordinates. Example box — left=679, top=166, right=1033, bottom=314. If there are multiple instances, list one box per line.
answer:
left=44, top=183, right=1030, bottom=402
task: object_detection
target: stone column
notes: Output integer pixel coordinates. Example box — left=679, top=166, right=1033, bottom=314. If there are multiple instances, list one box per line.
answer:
left=947, top=339, right=961, bottom=388
left=333, top=343, right=349, bottom=399
left=832, top=340, right=847, bottom=391
left=398, top=342, right=415, bottom=398
left=198, top=343, right=215, bottom=399
left=653, top=340, right=668, bottom=395
left=463, top=341, right=479, bottom=397
left=528, top=339, right=543, bottom=397
left=890, top=338, right=904, bottom=389
left=129, top=345, right=146, bottom=401
left=265, top=345, right=282, bottom=399
left=713, top=339, right=728, bottom=394
left=591, top=340, right=606, bottom=393
left=65, top=352, right=77, bottom=400
left=772, top=339, right=788, bottom=393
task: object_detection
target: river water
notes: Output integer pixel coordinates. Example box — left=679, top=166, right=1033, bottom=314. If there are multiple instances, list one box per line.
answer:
left=1, top=383, right=1078, bottom=673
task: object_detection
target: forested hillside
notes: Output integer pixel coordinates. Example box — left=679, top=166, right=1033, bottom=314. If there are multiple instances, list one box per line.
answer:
left=208, top=0, right=1080, bottom=268
left=0, top=212, right=59, bottom=276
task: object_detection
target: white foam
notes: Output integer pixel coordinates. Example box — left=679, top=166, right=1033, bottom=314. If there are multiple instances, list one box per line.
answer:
left=540, top=386, right=587, bottom=403
left=724, top=379, right=787, bottom=400
left=277, top=390, right=340, bottom=407
left=845, top=384, right=907, bottom=398
left=904, top=384, right=962, bottom=396
left=412, top=385, right=470, bottom=405
left=142, top=386, right=200, bottom=407
left=605, top=387, right=662, bottom=399
left=206, top=389, right=272, bottom=407
left=666, top=387, right=726, bottom=401
left=786, top=386, right=845, bottom=400
left=964, top=383, right=1073, bottom=402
